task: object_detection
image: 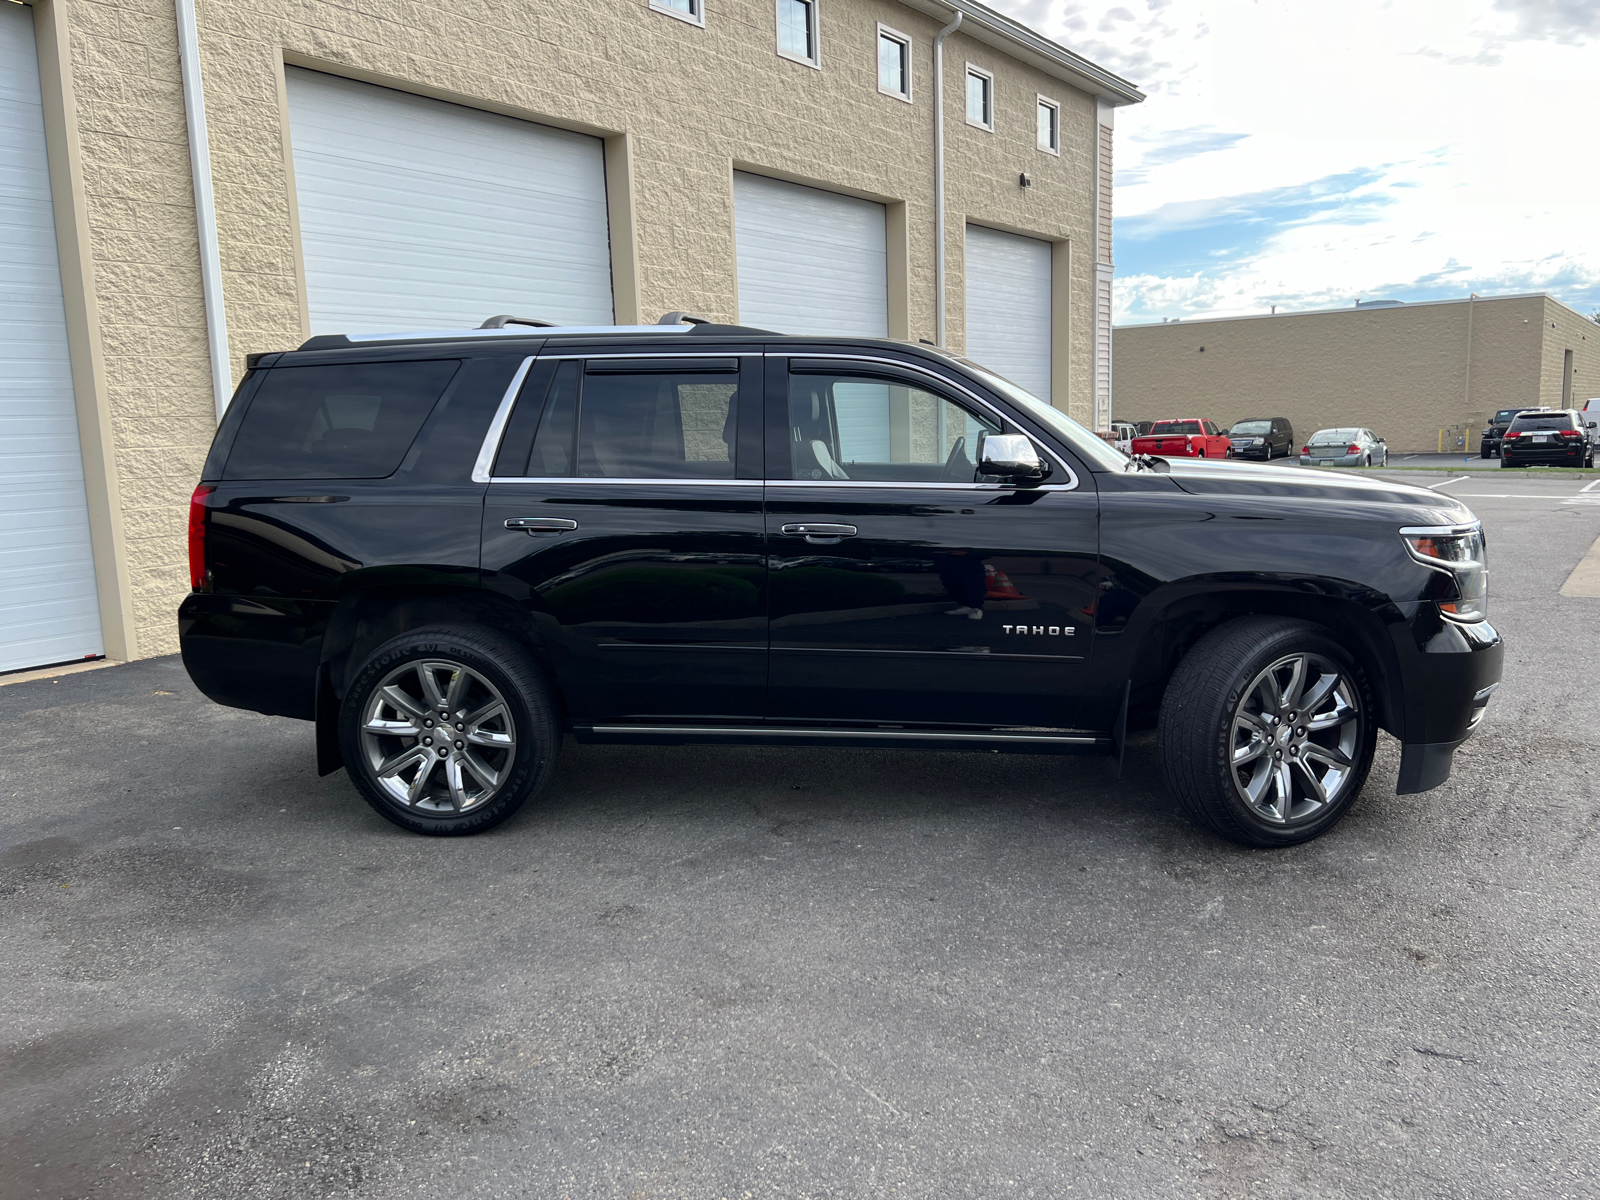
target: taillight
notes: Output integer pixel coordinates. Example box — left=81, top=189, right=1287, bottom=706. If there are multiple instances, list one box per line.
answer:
left=1300, top=446, right=1309, bottom=455
left=188, top=484, right=215, bottom=591
left=1503, top=430, right=1521, bottom=439
left=1560, top=429, right=1583, bottom=439
left=1346, top=443, right=1361, bottom=455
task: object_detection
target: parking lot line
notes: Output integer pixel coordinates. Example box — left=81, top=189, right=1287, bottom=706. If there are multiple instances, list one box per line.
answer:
left=1426, top=476, right=1470, bottom=490
left=1583, top=478, right=1600, bottom=493
left=1560, top=532, right=1600, bottom=597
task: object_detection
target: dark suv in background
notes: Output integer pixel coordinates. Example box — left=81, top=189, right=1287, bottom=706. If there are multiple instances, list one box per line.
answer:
left=180, top=318, right=1502, bottom=849
left=1480, top=407, right=1529, bottom=458
left=1500, top=408, right=1593, bottom=467
left=1226, top=416, right=1294, bottom=460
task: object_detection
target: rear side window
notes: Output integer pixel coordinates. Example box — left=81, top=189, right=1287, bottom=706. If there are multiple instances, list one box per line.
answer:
left=1151, top=420, right=1201, bottom=434
left=223, top=360, right=459, bottom=479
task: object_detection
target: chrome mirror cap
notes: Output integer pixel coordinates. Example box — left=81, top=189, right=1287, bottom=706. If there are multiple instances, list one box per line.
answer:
left=979, top=433, right=1051, bottom=482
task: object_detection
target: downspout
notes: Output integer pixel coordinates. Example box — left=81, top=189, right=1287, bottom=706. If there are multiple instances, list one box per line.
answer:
left=932, top=5, right=963, bottom=349
left=174, top=0, right=231, bottom=421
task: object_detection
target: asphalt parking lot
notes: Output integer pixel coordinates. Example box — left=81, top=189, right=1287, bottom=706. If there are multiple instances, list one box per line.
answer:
left=5, top=471, right=1600, bottom=1200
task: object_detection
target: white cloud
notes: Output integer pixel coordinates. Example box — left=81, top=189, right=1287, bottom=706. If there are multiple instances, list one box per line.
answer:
left=986, top=0, right=1600, bottom=323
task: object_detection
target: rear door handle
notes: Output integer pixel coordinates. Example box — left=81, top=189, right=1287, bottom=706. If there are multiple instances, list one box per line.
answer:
left=780, top=522, right=858, bottom=544
left=504, top=517, right=578, bottom=535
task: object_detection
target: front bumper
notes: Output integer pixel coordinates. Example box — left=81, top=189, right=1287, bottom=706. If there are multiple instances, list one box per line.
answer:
left=1392, top=612, right=1502, bottom=794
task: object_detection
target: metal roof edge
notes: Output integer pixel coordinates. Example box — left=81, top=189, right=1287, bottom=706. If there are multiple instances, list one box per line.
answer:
left=1114, top=292, right=1563, bottom=331
left=897, top=0, right=1145, bottom=105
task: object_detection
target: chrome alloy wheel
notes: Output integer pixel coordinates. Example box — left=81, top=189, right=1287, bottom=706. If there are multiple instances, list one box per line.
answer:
left=1229, top=652, right=1361, bottom=825
left=359, top=659, right=516, bottom=814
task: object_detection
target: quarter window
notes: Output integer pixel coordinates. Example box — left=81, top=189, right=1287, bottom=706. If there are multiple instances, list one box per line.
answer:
left=1037, top=96, right=1059, bottom=153
left=965, top=66, right=993, bottom=130
left=777, top=0, right=818, bottom=66
left=787, top=370, right=1000, bottom=483
left=877, top=25, right=911, bottom=100
left=224, top=360, right=459, bottom=480
left=649, top=0, right=703, bottom=26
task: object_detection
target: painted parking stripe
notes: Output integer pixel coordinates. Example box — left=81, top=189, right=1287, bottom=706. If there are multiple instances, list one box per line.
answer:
left=1426, top=476, right=1470, bottom=490
left=1560, top=532, right=1600, bottom=598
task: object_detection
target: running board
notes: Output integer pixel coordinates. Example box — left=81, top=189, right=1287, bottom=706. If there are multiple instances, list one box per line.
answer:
left=571, top=724, right=1114, bottom=754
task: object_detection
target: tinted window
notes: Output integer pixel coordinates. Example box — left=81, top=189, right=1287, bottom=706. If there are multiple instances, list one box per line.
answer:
left=1151, top=420, right=1202, bottom=434
left=1231, top=420, right=1272, bottom=435
left=1309, top=429, right=1358, bottom=444
left=520, top=362, right=579, bottom=478
left=788, top=371, right=1000, bottom=482
left=1494, top=409, right=1522, bottom=422
left=577, top=369, right=738, bottom=479
left=1509, top=411, right=1574, bottom=431
left=223, top=360, right=459, bottom=479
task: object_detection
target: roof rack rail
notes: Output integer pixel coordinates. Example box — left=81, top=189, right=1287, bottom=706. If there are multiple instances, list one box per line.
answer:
left=657, top=311, right=711, bottom=325
left=479, top=314, right=559, bottom=329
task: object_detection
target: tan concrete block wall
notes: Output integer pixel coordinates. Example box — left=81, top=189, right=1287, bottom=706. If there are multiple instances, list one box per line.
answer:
left=1112, top=296, right=1554, bottom=453
left=59, top=0, right=1104, bottom=659
left=1540, top=298, right=1600, bottom=411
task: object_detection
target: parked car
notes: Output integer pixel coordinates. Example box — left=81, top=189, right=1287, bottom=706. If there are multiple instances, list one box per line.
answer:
left=1501, top=408, right=1593, bottom=467
left=1108, top=420, right=1139, bottom=454
left=1130, top=418, right=1232, bottom=459
left=1479, top=407, right=1531, bottom=458
left=1300, top=428, right=1388, bottom=467
left=179, top=317, right=1501, bottom=849
left=1227, top=417, right=1295, bottom=461
left=1135, top=420, right=1155, bottom=436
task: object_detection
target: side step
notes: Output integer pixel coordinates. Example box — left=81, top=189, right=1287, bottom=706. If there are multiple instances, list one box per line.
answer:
left=570, top=724, right=1114, bottom=755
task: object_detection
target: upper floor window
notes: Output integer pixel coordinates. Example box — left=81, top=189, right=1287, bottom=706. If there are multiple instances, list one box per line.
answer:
left=965, top=65, right=993, bottom=130
left=877, top=25, right=911, bottom=101
left=1037, top=96, right=1060, bottom=153
left=777, top=0, right=819, bottom=67
left=649, top=0, right=704, bottom=26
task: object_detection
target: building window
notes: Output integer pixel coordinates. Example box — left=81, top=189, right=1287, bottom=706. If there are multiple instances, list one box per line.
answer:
left=1037, top=96, right=1060, bottom=154
left=650, top=0, right=704, bottom=27
left=877, top=25, right=911, bottom=101
left=965, top=65, right=993, bottom=130
left=777, top=0, right=819, bottom=66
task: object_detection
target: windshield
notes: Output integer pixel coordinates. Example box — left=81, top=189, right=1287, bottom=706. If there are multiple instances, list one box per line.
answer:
left=1494, top=409, right=1523, bottom=423
left=1309, top=429, right=1359, bottom=444
left=1510, top=412, right=1573, bottom=431
left=1231, top=420, right=1272, bottom=435
left=1151, top=420, right=1202, bottom=434
left=954, top=358, right=1128, bottom=471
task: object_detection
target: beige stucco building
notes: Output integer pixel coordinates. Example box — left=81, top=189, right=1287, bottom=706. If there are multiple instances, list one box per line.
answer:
left=1113, top=293, right=1600, bottom=454
left=2, top=0, right=1140, bottom=674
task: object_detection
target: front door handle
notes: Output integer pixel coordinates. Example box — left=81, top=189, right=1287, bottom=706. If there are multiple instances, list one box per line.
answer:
left=504, top=517, right=578, bottom=535
left=780, top=522, right=858, bottom=544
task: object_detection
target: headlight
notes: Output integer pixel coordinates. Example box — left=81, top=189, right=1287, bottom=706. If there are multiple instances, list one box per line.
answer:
left=1399, top=524, right=1487, bottom=621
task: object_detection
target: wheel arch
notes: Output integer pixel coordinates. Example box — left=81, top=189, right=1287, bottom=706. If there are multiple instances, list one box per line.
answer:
left=1119, top=585, right=1403, bottom=736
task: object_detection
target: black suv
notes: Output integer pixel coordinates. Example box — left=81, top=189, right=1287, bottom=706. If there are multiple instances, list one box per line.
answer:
left=1480, top=407, right=1529, bottom=458
left=1500, top=408, right=1593, bottom=467
left=1226, top=416, right=1294, bottom=460
left=180, top=320, right=1502, bottom=848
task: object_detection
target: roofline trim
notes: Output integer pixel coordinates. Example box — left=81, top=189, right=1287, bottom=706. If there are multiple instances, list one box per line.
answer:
left=1115, top=291, right=1589, bottom=331
left=897, top=0, right=1144, bottom=105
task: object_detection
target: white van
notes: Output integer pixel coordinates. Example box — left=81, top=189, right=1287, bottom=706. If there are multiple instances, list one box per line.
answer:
left=1583, top=399, right=1600, bottom=448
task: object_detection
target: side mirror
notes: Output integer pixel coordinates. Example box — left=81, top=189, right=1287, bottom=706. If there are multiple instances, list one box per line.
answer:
left=978, top=433, right=1052, bottom=483
left=1588, top=421, right=1596, bottom=429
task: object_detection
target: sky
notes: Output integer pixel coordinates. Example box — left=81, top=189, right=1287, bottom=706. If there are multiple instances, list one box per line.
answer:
left=988, top=0, right=1600, bottom=325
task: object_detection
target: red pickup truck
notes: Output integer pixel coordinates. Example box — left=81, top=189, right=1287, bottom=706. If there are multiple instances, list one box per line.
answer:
left=1130, top=418, right=1232, bottom=459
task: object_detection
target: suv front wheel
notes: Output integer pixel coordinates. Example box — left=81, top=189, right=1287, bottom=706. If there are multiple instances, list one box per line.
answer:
left=1158, top=617, right=1377, bottom=847
left=339, top=626, right=559, bottom=835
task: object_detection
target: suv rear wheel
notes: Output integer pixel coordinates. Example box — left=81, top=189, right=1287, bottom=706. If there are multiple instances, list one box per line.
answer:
left=1158, top=617, right=1377, bottom=847
left=339, top=626, right=559, bottom=836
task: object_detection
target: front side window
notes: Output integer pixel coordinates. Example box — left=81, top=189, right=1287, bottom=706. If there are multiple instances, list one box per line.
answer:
left=966, top=66, right=993, bottom=130
left=224, top=360, right=459, bottom=480
left=649, top=0, right=703, bottom=25
left=1037, top=96, right=1059, bottom=153
left=877, top=26, right=910, bottom=99
left=777, top=0, right=817, bottom=64
left=788, top=370, right=1000, bottom=483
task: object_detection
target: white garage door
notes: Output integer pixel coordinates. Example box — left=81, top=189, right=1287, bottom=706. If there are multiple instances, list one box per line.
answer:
left=965, top=224, right=1052, bottom=403
left=733, top=172, right=887, bottom=337
left=0, top=4, right=103, bottom=673
left=285, top=68, right=614, bottom=335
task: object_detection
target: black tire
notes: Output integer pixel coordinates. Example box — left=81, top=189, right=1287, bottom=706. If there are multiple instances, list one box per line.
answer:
left=1479, top=445, right=1490, bottom=459
left=1158, top=616, right=1377, bottom=848
left=338, top=625, right=560, bottom=836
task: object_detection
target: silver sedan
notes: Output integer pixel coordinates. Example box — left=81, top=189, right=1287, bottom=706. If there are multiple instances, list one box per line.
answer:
left=1299, top=427, right=1388, bottom=467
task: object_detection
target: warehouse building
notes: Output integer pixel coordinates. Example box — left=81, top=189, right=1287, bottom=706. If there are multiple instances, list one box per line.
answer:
left=1112, top=293, right=1600, bottom=454
left=1, top=0, right=1140, bottom=674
